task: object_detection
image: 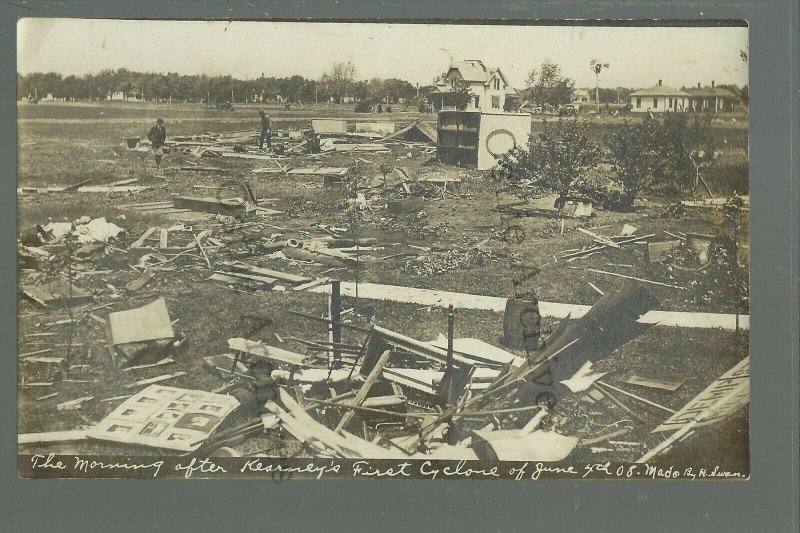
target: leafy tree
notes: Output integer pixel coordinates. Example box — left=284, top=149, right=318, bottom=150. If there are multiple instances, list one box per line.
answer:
left=350, top=80, right=369, bottom=101
left=449, top=79, right=475, bottom=110
left=16, top=73, right=27, bottom=99
left=500, top=118, right=602, bottom=211
left=382, top=78, right=416, bottom=103
left=319, top=61, right=358, bottom=102
left=524, top=60, right=575, bottom=110
left=606, top=117, right=664, bottom=210
left=659, top=113, right=718, bottom=197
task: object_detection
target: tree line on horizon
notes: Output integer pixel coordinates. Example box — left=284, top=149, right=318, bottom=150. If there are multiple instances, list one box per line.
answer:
left=16, top=63, right=434, bottom=106
left=17, top=60, right=748, bottom=109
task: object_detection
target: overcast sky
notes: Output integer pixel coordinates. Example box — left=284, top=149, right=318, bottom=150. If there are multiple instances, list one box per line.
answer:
left=18, top=19, right=749, bottom=89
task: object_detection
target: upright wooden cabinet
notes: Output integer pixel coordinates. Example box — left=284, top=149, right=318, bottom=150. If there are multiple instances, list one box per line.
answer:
left=437, top=110, right=532, bottom=170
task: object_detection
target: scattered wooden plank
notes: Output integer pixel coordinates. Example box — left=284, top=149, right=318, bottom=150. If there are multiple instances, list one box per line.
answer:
left=130, top=227, right=157, bottom=249
left=228, top=338, right=308, bottom=367
left=212, top=270, right=277, bottom=286
left=99, top=394, right=133, bottom=403
left=159, top=228, right=169, bottom=249
left=663, top=230, right=687, bottom=241
left=583, top=267, right=686, bottom=291
left=577, top=427, right=631, bottom=448
left=24, top=356, right=65, bottom=364
left=592, top=384, right=647, bottom=424
left=218, top=261, right=310, bottom=284
left=336, top=349, right=392, bottom=432
left=18, top=429, right=89, bottom=445
left=619, top=373, right=685, bottom=392
left=128, top=201, right=173, bottom=208
left=596, top=381, right=676, bottom=414
left=124, top=372, right=187, bottom=389
left=44, top=319, right=77, bottom=326
left=194, top=233, right=212, bottom=268
left=21, top=277, right=93, bottom=308
left=122, top=357, right=175, bottom=372
left=210, top=273, right=262, bottom=288
left=57, top=396, right=94, bottom=411
left=173, top=196, right=248, bottom=216
left=18, top=348, right=53, bottom=359
left=293, top=278, right=332, bottom=291
left=63, top=178, right=93, bottom=192
left=108, top=178, right=139, bottom=187
left=221, top=152, right=276, bottom=160
left=35, top=392, right=59, bottom=401
left=287, top=167, right=348, bottom=176
left=587, top=282, right=604, bottom=296
left=577, top=227, right=621, bottom=248
left=126, top=270, right=155, bottom=292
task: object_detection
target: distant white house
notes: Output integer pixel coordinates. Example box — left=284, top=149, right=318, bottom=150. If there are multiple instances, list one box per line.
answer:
left=684, top=81, right=738, bottom=112
left=108, top=91, right=142, bottom=102
left=434, top=59, right=517, bottom=111
left=629, top=80, right=689, bottom=113
left=574, top=89, right=591, bottom=103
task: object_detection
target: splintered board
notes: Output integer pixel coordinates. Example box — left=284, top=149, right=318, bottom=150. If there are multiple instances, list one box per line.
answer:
left=619, top=373, right=685, bottom=391
left=125, top=201, right=212, bottom=223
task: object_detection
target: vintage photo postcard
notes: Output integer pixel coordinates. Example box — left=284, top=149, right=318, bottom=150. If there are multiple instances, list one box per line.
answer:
left=17, top=19, right=749, bottom=480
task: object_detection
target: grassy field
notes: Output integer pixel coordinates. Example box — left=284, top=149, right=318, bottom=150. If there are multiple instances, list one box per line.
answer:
left=17, top=102, right=750, bottom=468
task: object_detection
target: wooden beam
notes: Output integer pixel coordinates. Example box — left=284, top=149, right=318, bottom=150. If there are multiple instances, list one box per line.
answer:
left=596, top=381, right=676, bottom=414
left=329, top=280, right=342, bottom=365
left=335, top=349, right=392, bottom=432
left=130, top=227, right=156, bottom=249
left=578, top=227, right=620, bottom=248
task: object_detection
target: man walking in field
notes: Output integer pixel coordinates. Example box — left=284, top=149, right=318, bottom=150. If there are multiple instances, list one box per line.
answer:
left=147, top=118, right=167, bottom=170
left=259, top=110, right=272, bottom=151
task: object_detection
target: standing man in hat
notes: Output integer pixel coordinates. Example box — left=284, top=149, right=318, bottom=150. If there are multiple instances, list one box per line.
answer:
left=258, top=110, right=271, bottom=151
left=147, top=118, right=167, bottom=170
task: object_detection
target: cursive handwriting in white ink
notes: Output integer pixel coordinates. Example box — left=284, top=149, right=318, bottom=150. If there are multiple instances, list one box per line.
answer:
left=239, top=459, right=341, bottom=479
left=352, top=461, right=413, bottom=478
left=531, top=462, right=579, bottom=480
left=419, top=460, right=500, bottom=480
left=174, top=457, right=226, bottom=479
left=31, top=453, right=67, bottom=471
left=74, top=456, right=165, bottom=478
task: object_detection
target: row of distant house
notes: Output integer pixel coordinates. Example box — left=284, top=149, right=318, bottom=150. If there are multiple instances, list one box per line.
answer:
left=628, top=79, right=738, bottom=113
left=429, top=60, right=740, bottom=114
